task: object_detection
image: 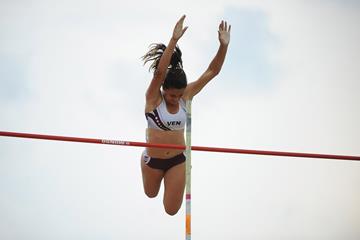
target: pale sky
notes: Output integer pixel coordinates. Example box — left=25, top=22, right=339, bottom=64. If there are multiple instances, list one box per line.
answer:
left=1, top=0, right=360, bottom=239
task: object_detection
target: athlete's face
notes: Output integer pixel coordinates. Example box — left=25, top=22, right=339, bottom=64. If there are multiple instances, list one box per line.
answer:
left=163, top=88, right=185, bottom=106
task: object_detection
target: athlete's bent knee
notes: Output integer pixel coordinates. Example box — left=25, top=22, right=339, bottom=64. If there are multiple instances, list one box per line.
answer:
left=164, top=206, right=180, bottom=216
left=145, top=190, right=158, bottom=198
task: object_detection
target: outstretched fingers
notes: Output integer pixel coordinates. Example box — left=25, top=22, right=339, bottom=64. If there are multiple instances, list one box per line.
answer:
left=178, top=14, right=186, bottom=24
left=219, top=20, right=231, bottom=32
left=173, top=14, right=188, bottom=40
left=218, top=20, right=231, bottom=45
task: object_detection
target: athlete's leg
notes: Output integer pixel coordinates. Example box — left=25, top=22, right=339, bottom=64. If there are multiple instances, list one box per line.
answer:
left=140, top=153, right=164, bottom=198
left=163, top=162, right=186, bottom=215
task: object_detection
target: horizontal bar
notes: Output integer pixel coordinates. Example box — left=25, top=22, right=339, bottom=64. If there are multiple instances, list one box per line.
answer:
left=1, top=131, right=359, bottom=161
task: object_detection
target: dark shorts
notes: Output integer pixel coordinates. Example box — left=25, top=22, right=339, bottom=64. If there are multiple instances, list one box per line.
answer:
left=143, top=151, right=186, bottom=172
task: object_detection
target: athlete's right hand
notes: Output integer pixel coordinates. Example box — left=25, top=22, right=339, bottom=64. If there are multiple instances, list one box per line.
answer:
left=172, top=15, right=188, bottom=41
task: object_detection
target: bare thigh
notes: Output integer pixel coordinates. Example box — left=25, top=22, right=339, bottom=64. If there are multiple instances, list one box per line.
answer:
left=163, top=162, right=186, bottom=215
left=140, top=153, right=164, bottom=198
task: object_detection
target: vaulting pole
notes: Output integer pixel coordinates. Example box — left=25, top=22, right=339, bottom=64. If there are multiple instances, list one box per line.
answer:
left=185, top=100, right=192, bottom=240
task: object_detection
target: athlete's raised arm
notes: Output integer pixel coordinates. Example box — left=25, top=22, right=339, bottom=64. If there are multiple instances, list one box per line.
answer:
left=143, top=15, right=188, bottom=104
left=184, top=20, right=231, bottom=100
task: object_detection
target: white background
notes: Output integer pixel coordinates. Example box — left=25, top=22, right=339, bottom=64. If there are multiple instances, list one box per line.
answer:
left=1, top=0, right=360, bottom=239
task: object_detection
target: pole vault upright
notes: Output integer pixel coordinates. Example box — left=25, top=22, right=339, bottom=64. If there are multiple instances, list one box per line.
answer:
left=185, top=100, right=192, bottom=240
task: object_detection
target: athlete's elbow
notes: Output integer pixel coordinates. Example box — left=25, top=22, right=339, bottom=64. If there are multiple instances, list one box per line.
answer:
left=154, top=68, right=167, bottom=78
left=208, top=68, right=221, bottom=77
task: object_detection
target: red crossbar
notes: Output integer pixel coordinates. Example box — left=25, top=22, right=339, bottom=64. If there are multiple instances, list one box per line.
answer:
left=1, top=131, right=359, bottom=161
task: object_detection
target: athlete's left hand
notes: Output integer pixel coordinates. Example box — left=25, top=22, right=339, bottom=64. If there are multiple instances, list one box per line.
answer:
left=218, top=20, right=231, bottom=46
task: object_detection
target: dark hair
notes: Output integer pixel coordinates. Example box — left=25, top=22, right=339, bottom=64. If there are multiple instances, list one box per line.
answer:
left=142, top=43, right=187, bottom=90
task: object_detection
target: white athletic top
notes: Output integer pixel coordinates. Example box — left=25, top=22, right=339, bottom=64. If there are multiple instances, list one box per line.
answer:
left=145, top=96, right=187, bottom=131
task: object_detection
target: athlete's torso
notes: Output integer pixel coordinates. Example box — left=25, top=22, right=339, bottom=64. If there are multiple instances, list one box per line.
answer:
left=145, top=96, right=187, bottom=131
left=145, top=95, right=187, bottom=158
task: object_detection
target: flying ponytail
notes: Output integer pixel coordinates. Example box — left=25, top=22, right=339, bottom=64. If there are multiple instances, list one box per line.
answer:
left=142, top=43, right=183, bottom=71
left=142, top=43, right=187, bottom=89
